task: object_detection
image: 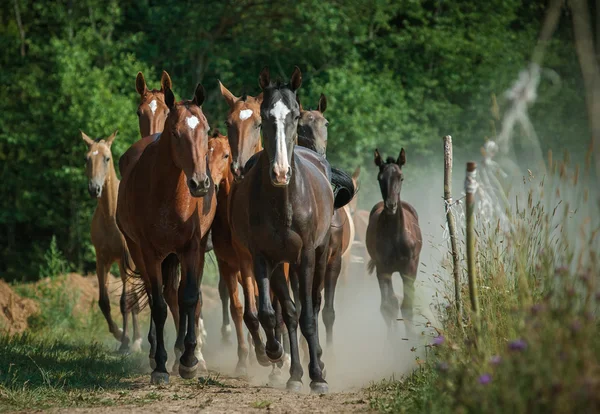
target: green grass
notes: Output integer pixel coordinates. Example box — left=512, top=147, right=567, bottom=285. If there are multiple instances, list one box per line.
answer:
left=367, top=160, right=600, bottom=412
left=0, top=333, right=145, bottom=411
left=250, top=399, right=273, bottom=409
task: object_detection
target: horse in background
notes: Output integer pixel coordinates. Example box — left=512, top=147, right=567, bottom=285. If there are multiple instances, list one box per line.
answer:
left=81, top=129, right=142, bottom=353
left=366, top=148, right=422, bottom=337
left=117, top=84, right=216, bottom=384
left=296, top=93, right=354, bottom=345
left=229, top=66, right=355, bottom=393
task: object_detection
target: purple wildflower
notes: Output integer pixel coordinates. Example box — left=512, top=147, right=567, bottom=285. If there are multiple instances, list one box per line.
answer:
left=508, top=339, right=527, bottom=351
left=570, top=319, right=582, bottom=333
left=489, top=355, right=502, bottom=365
left=432, top=335, right=445, bottom=346
left=436, top=362, right=449, bottom=372
left=478, top=374, right=492, bottom=385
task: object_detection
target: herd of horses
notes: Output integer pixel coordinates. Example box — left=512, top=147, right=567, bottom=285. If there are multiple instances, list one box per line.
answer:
left=81, top=67, right=422, bottom=394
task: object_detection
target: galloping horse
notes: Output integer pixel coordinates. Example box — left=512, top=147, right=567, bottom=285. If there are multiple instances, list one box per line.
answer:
left=366, top=149, right=422, bottom=336
left=81, top=130, right=141, bottom=352
left=117, top=84, right=216, bottom=384
left=295, top=93, right=354, bottom=345
left=229, top=67, right=354, bottom=394
left=213, top=81, right=274, bottom=374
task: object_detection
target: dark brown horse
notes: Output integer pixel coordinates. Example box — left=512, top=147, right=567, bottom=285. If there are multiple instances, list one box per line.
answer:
left=213, top=81, right=273, bottom=374
left=117, top=84, right=216, bottom=384
left=82, top=130, right=142, bottom=352
left=229, top=67, right=354, bottom=394
left=366, top=149, right=422, bottom=336
left=295, top=94, right=354, bottom=345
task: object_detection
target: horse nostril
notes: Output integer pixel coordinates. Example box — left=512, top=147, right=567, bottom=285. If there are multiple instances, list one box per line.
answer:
left=203, top=176, right=210, bottom=188
left=188, top=178, right=199, bottom=190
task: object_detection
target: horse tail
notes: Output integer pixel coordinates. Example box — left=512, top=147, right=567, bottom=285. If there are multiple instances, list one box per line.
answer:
left=121, top=247, right=150, bottom=312
left=367, top=259, right=376, bottom=275
left=162, top=253, right=181, bottom=295
left=331, top=167, right=356, bottom=209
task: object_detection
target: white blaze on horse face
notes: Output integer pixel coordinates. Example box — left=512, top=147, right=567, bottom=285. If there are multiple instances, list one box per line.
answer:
left=186, top=115, right=200, bottom=130
left=149, top=99, right=157, bottom=115
left=269, top=99, right=290, bottom=183
left=239, top=109, right=253, bottom=121
left=92, top=150, right=99, bottom=156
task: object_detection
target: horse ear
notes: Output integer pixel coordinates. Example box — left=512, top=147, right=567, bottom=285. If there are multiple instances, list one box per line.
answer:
left=295, top=94, right=303, bottom=111
left=374, top=149, right=383, bottom=167
left=317, top=93, right=327, bottom=113
left=259, top=66, right=270, bottom=90
left=160, top=70, right=172, bottom=92
left=136, top=72, right=147, bottom=96
left=218, top=80, right=238, bottom=108
left=193, top=83, right=205, bottom=106
left=290, top=66, right=302, bottom=91
left=80, top=130, right=95, bottom=146
left=352, top=166, right=361, bottom=180
left=255, top=92, right=264, bottom=104
left=397, top=148, right=406, bottom=166
left=105, top=129, right=118, bottom=147
left=165, top=87, right=175, bottom=110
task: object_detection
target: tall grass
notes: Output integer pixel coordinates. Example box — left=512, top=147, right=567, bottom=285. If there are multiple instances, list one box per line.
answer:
left=368, top=158, right=600, bottom=413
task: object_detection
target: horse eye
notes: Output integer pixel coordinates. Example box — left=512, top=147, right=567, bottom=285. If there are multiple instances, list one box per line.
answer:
left=325, top=122, right=329, bottom=127
left=256, top=123, right=262, bottom=129
left=105, top=157, right=110, bottom=162
left=224, top=154, right=229, bottom=159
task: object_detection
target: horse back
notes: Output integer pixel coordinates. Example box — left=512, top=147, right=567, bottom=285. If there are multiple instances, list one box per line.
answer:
left=118, top=133, right=161, bottom=179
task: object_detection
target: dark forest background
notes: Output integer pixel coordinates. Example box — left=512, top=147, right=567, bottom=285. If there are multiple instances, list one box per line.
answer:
left=0, top=0, right=592, bottom=281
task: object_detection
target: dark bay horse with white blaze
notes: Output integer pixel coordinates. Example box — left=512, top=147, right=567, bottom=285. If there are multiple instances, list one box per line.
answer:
left=82, top=130, right=141, bottom=352
left=366, top=149, right=422, bottom=336
left=116, top=84, right=216, bottom=384
left=229, top=66, right=355, bottom=394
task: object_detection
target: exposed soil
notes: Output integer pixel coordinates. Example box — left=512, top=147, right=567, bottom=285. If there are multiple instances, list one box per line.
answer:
left=0, top=279, right=39, bottom=334
left=45, top=374, right=370, bottom=414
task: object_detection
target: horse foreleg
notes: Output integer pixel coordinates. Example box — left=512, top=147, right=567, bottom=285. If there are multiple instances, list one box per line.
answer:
left=401, top=268, right=417, bottom=338
left=376, top=270, right=399, bottom=335
left=254, top=254, right=283, bottom=363
left=162, top=253, right=181, bottom=375
left=117, top=260, right=131, bottom=352
left=323, top=253, right=342, bottom=347
left=296, top=247, right=327, bottom=394
left=221, top=259, right=248, bottom=375
left=239, top=251, right=270, bottom=367
left=271, top=265, right=303, bottom=391
left=96, top=258, right=122, bottom=342
left=217, top=269, right=232, bottom=343
left=146, top=261, right=169, bottom=384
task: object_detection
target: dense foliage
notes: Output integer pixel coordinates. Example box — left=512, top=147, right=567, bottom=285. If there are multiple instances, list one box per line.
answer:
left=0, top=0, right=589, bottom=281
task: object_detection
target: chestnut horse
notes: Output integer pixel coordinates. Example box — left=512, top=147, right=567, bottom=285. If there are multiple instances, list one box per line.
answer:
left=213, top=81, right=274, bottom=374
left=117, top=84, right=216, bottom=384
left=296, top=93, right=354, bottom=345
left=229, top=67, right=355, bottom=394
left=366, top=149, right=422, bottom=336
left=82, top=130, right=142, bottom=353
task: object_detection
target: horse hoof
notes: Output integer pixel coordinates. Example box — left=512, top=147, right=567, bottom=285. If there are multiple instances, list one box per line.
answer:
left=118, top=344, right=130, bottom=355
left=256, top=350, right=273, bottom=367
left=235, top=365, right=248, bottom=378
left=310, top=381, right=329, bottom=394
left=149, top=357, right=157, bottom=370
left=179, top=363, right=198, bottom=380
left=287, top=380, right=303, bottom=393
left=130, top=339, right=143, bottom=353
left=266, top=343, right=284, bottom=363
left=150, top=371, right=169, bottom=385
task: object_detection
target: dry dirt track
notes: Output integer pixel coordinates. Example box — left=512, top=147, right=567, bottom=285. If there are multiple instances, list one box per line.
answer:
left=44, top=374, right=370, bottom=413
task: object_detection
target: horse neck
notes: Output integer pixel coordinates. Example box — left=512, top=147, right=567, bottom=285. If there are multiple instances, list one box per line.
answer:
left=98, top=161, right=119, bottom=219
left=154, top=132, right=185, bottom=192
left=259, top=151, right=293, bottom=209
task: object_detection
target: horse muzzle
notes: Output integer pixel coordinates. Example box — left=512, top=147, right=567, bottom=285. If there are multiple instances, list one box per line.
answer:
left=270, top=166, right=291, bottom=187
left=187, top=174, right=211, bottom=197
left=88, top=183, right=102, bottom=198
left=385, top=202, right=398, bottom=215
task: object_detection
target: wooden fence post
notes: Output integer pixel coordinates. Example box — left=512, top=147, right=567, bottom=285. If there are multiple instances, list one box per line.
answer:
left=465, top=162, right=480, bottom=336
left=443, top=136, right=462, bottom=324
